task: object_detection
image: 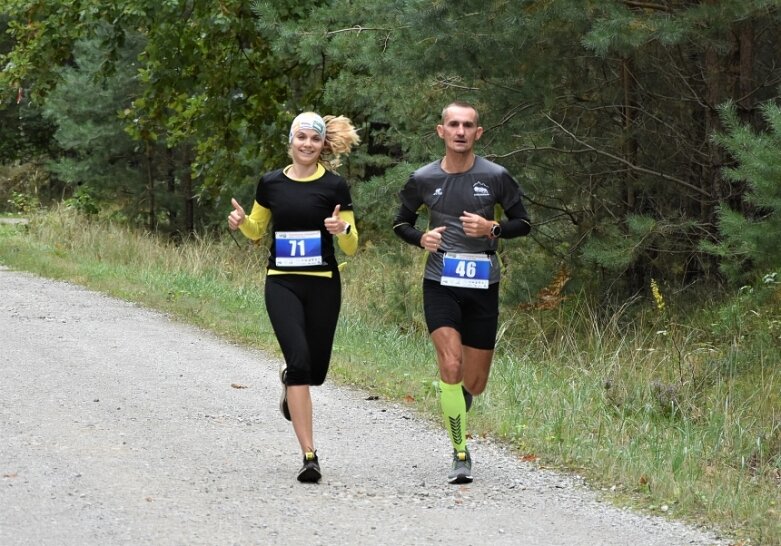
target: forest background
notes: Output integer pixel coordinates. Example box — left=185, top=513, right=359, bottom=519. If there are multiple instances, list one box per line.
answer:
left=1, top=1, right=780, bottom=544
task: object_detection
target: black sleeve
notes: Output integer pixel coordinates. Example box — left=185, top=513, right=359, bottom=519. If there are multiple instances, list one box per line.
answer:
left=255, top=177, right=267, bottom=208
left=392, top=203, right=423, bottom=248
left=336, top=177, right=354, bottom=211
left=498, top=199, right=531, bottom=239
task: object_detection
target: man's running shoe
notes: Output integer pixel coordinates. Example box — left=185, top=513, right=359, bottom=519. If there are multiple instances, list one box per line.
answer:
left=297, top=451, right=321, bottom=483
left=462, top=385, right=473, bottom=412
left=448, top=448, right=473, bottom=484
left=279, top=367, right=290, bottom=421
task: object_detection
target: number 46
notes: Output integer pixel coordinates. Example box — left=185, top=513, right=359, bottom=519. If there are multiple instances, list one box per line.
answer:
left=455, top=260, right=476, bottom=278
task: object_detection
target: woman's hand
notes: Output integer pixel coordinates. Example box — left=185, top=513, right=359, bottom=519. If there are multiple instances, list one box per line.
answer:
left=324, top=204, right=347, bottom=235
left=228, top=198, right=245, bottom=231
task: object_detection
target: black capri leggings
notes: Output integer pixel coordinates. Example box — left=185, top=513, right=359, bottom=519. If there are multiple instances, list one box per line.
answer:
left=264, top=272, right=342, bottom=386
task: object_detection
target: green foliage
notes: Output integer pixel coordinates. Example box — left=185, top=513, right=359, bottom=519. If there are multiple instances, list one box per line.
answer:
left=0, top=99, right=56, bottom=163
left=707, top=101, right=781, bottom=284
left=350, top=162, right=411, bottom=238
left=7, top=190, right=38, bottom=213
left=0, top=160, right=50, bottom=213
left=1, top=1, right=321, bottom=229
left=310, top=0, right=781, bottom=296
left=42, top=32, right=147, bottom=212
left=63, top=186, right=99, bottom=216
left=580, top=215, right=655, bottom=270
left=121, top=0, right=292, bottom=212
left=581, top=1, right=772, bottom=56
left=0, top=14, right=55, bottom=163
left=4, top=0, right=781, bottom=298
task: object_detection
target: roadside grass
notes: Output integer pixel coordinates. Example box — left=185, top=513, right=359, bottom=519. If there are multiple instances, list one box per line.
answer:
left=1, top=207, right=779, bottom=545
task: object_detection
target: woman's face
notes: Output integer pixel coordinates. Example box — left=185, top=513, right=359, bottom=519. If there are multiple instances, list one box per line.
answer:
left=289, top=128, right=325, bottom=167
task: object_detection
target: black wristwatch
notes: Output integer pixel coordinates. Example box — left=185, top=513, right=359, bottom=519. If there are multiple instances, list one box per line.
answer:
left=489, top=222, right=502, bottom=239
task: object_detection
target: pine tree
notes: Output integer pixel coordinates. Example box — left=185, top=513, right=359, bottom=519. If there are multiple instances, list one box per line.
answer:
left=705, top=100, right=781, bottom=284
left=43, top=32, right=149, bottom=221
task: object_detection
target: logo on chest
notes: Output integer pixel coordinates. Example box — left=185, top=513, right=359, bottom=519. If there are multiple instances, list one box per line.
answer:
left=473, top=181, right=491, bottom=198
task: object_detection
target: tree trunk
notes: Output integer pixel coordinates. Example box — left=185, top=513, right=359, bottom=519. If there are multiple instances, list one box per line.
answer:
left=182, top=146, right=194, bottom=233
left=145, top=140, right=155, bottom=231
left=621, top=55, right=646, bottom=291
left=734, top=21, right=756, bottom=217
left=622, top=56, right=638, bottom=214
left=167, top=147, right=177, bottom=228
left=738, top=21, right=754, bottom=123
left=703, top=43, right=725, bottom=219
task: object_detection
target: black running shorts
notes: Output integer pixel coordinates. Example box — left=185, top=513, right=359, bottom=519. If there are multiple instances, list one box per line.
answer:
left=422, top=279, right=499, bottom=350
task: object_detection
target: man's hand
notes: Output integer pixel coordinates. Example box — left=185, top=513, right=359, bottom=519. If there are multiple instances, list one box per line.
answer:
left=460, top=211, right=490, bottom=238
left=422, top=226, right=447, bottom=252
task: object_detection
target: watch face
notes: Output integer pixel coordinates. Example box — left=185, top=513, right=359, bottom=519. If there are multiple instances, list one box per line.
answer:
left=492, top=224, right=501, bottom=237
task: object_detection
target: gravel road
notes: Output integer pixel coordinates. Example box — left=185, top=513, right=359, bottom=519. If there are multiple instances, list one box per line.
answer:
left=0, top=266, right=728, bottom=545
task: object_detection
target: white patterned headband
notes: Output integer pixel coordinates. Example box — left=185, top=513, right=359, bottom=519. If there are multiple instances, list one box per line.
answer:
left=289, top=112, right=326, bottom=142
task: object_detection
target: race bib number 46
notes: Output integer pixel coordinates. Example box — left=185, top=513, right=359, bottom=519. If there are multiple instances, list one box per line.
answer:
left=440, top=253, right=491, bottom=289
left=275, top=230, right=323, bottom=267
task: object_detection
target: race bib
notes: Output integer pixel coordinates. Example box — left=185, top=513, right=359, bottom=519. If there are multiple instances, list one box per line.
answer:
left=274, top=230, right=322, bottom=267
left=440, top=252, right=491, bottom=289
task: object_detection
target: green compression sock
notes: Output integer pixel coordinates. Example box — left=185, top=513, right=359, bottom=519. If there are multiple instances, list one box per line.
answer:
left=439, top=380, right=467, bottom=452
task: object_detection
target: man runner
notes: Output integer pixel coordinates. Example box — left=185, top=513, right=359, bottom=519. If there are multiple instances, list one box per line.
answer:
left=392, top=101, right=531, bottom=483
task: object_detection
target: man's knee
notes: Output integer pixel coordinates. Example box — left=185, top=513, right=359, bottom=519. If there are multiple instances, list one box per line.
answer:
left=439, top=356, right=463, bottom=382
left=464, top=376, right=488, bottom=395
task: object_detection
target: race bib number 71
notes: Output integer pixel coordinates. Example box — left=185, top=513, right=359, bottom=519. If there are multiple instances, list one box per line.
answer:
left=274, top=230, right=323, bottom=267
left=440, top=253, right=490, bottom=289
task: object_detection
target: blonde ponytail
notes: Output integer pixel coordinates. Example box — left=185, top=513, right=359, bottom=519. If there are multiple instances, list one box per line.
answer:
left=321, top=115, right=360, bottom=172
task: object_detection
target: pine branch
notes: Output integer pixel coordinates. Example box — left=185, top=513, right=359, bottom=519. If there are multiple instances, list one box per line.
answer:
left=622, top=1, right=671, bottom=11
left=488, top=146, right=595, bottom=159
left=435, top=78, right=480, bottom=91
left=544, top=114, right=711, bottom=198
left=521, top=195, right=582, bottom=227
left=325, top=25, right=396, bottom=37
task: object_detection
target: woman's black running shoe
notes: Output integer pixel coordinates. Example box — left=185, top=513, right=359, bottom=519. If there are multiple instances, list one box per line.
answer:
left=297, top=451, right=321, bottom=483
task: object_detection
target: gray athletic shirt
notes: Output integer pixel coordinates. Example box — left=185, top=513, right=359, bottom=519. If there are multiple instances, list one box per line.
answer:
left=397, top=156, right=524, bottom=284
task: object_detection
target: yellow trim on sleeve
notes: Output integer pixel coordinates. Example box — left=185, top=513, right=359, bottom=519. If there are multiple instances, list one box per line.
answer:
left=238, top=201, right=271, bottom=240
left=335, top=210, right=358, bottom=256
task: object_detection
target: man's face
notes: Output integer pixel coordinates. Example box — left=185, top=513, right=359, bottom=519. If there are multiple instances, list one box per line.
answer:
left=436, top=105, right=483, bottom=155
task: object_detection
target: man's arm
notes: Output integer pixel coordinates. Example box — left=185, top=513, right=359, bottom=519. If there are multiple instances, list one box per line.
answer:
left=496, top=200, right=531, bottom=239
left=392, top=203, right=424, bottom=247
